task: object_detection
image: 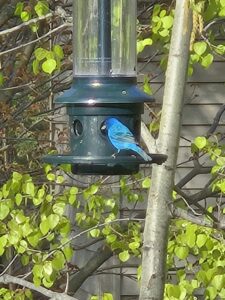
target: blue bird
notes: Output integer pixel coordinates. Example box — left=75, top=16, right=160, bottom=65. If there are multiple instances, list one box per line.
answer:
left=104, top=117, right=152, bottom=161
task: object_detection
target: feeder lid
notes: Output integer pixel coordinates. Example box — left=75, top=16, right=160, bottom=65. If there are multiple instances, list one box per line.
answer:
left=55, top=77, right=154, bottom=105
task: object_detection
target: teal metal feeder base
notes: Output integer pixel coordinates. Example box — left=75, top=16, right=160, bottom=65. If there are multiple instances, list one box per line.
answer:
left=43, top=154, right=167, bottom=175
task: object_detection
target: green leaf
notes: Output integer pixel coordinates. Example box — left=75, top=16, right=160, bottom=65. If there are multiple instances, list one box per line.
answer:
left=215, top=44, right=225, bottom=55
left=143, top=77, right=152, bottom=95
left=33, top=276, right=41, bottom=287
left=24, top=182, right=35, bottom=196
left=221, top=0, right=225, bottom=7
left=47, top=214, right=60, bottom=230
left=174, top=246, right=189, bottom=259
left=0, top=72, right=4, bottom=86
left=32, top=59, right=39, bottom=75
left=186, top=229, right=196, bottom=248
left=211, top=274, right=225, bottom=291
left=33, top=197, right=43, bottom=206
left=103, top=293, right=114, bottom=300
left=159, top=10, right=167, bottom=18
left=159, top=29, right=169, bottom=37
left=14, top=2, right=24, bottom=16
left=190, top=53, right=200, bottom=63
left=43, top=261, right=53, bottom=276
left=40, top=219, right=50, bottom=235
left=27, top=231, right=41, bottom=247
left=53, top=202, right=65, bottom=215
left=42, top=59, right=57, bottom=74
left=30, top=23, right=39, bottom=33
left=90, top=229, right=101, bottom=238
left=46, top=173, right=56, bottom=181
left=42, top=277, right=54, bottom=288
left=188, top=65, right=193, bottom=77
left=83, top=184, right=99, bottom=199
left=206, top=286, right=218, bottom=299
left=53, top=45, right=64, bottom=59
left=153, top=4, right=161, bottom=16
left=24, top=289, right=33, bottom=299
left=52, top=252, right=65, bottom=271
left=142, top=177, right=151, bottom=189
left=201, top=53, right=213, bottom=68
left=194, top=136, right=207, bottom=149
left=193, top=41, right=207, bottom=56
left=70, top=187, right=79, bottom=195
left=35, top=48, right=48, bottom=61
left=20, top=11, right=30, bottom=22
left=15, top=212, right=26, bottom=224
left=0, top=203, right=9, bottom=220
left=129, top=241, right=140, bottom=250
left=33, top=264, right=43, bottom=278
left=15, top=193, right=23, bottom=206
left=161, top=16, right=173, bottom=29
left=13, top=172, right=22, bottom=181
left=37, top=188, right=45, bottom=199
left=137, top=39, right=153, bottom=54
left=216, top=157, right=225, bottom=166
left=106, top=234, right=117, bottom=243
left=166, top=284, right=181, bottom=298
left=0, top=235, right=8, bottom=255
left=119, top=250, right=130, bottom=262
left=21, top=255, right=29, bottom=266
left=56, top=175, right=64, bottom=184
left=137, top=265, right=142, bottom=281
left=63, top=246, right=73, bottom=261
left=35, top=1, right=49, bottom=17
left=196, top=234, right=207, bottom=248
left=44, top=164, right=52, bottom=174
left=46, top=194, right=53, bottom=202
left=18, top=240, right=28, bottom=254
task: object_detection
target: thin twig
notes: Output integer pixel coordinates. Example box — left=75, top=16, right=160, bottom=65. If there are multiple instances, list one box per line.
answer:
left=0, top=13, right=54, bottom=37
left=0, top=23, right=71, bottom=57
left=0, top=254, right=19, bottom=276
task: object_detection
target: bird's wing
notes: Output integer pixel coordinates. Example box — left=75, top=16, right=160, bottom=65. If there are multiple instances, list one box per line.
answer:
left=110, top=129, right=136, bottom=144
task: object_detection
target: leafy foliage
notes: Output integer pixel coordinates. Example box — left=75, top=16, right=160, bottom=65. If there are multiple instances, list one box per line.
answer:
left=2, top=0, right=225, bottom=299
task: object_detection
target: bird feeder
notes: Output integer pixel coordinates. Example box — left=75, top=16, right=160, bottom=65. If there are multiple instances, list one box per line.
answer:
left=44, top=0, right=167, bottom=175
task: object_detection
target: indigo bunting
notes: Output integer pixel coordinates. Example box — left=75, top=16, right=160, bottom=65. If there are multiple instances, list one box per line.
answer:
left=104, top=117, right=152, bottom=161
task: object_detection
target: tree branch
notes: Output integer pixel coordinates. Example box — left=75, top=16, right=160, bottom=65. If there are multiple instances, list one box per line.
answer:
left=176, top=165, right=211, bottom=188
left=0, top=23, right=71, bottom=57
left=68, top=246, right=113, bottom=294
left=206, top=103, right=225, bottom=137
left=141, top=121, right=157, bottom=153
left=171, top=206, right=213, bottom=228
left=0, top=13, right=54, bottom=37
left=0, top=274, right=78, bottom=300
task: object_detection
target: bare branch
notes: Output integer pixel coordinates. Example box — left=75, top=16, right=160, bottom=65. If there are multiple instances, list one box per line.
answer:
left=0, top=13, right=54, bottom=37
left=68, top=246, right=113, bottom=294
left=0, top=23, right=71, bottom=57
left=171, top=206, right=213, bottom=227
left=0, top=274, right=78, bottom=300
left=206, top=103, right=225, bottom=137
left=141, top=121, right=157, bottom=152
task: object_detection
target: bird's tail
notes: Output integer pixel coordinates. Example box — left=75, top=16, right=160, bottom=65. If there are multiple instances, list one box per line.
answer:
left=133, top=145, right=152, bottom=161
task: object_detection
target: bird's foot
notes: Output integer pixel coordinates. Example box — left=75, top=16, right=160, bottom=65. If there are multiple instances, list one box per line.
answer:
left=112, top=153, right=117, bottom=159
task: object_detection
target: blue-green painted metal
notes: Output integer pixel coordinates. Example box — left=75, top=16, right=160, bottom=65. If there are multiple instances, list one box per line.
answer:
left=55, top=77, right=154, bottom=105
left=43, top=77, right=167, bottom=175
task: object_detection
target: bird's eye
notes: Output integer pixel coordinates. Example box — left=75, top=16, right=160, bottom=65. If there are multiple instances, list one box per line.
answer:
left=100, top=121, right=107, bottom=135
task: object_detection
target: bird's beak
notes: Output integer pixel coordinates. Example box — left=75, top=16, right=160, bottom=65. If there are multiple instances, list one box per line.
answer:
left=101, top=123, right=107, bottom=135
left=101, top=124, right=106, bottom=131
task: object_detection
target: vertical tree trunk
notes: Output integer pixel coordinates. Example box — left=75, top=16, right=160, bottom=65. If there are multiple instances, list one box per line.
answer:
left=139, top=1, right=192, bottom=299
